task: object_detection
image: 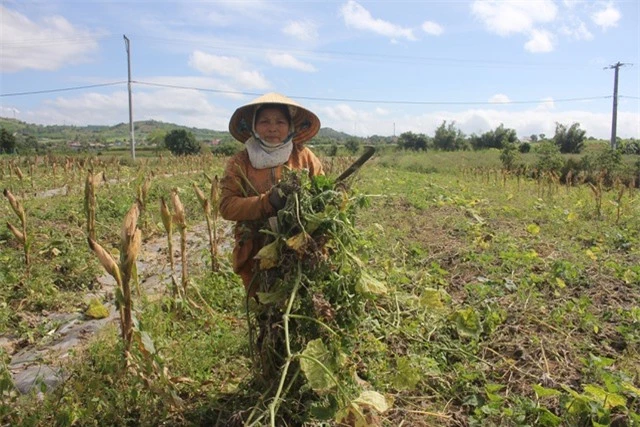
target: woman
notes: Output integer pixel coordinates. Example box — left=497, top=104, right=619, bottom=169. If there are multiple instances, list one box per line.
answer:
left=219, top=93, right=323, bottom=296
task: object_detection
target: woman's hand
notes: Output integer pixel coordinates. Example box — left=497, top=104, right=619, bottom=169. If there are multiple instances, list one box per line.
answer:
left=268, top=185, right=287, bottom=211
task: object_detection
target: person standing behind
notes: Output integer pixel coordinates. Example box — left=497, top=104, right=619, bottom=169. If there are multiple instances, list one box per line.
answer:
left=219, top=93, right=323, bottom=297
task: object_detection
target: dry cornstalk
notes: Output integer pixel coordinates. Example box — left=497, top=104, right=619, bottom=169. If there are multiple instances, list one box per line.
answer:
left=3, top=188, right=29, bottom=266
left=88, top=202, right=143, bottom=354
left=137, top=177, right=151, bottom=212
left=588, top=181, right=603, bottom=218
left=160, top=197, right=175, bottom=274
left=193, top=181, right=219, bottom=272
left=120, top=202, right=142, bottom=339
left=84, top=171, right=97, bottom=241
left=170, top=189, right=188, bottom=296
left=613, top=180, right=625, bottom=224
left=14, top=166, right=24, bottom=181
left=210, top=175, right=220, bottom=271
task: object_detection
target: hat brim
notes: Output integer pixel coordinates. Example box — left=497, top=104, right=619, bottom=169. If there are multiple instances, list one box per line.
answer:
left=229, top=93, right=321, bottom=144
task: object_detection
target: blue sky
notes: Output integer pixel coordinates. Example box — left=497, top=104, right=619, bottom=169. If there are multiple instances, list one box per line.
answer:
left=1, top=0, right=638, bottom=140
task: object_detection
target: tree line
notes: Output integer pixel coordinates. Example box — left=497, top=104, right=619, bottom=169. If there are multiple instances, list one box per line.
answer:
left=393, top=121, right=640, bottom=156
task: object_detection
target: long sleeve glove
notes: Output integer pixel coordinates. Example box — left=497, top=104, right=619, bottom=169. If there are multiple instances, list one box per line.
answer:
left=268, top=185, right=287, bottom=211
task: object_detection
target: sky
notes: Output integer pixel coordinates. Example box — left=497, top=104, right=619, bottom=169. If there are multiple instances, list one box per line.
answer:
left=1, top=0, right=639, bottom=140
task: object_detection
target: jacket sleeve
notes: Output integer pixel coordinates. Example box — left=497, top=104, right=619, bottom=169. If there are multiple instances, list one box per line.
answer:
left=305, top=147, right=324, bottom=177
left=219, top=154, right=275, bottom=222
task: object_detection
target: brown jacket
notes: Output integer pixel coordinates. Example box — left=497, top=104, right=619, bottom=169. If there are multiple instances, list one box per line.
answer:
left=219, top=145, right=323, bottom=291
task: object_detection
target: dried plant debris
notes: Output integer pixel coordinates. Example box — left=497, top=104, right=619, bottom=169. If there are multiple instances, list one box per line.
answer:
left=243, top=169, right=389, bottom=426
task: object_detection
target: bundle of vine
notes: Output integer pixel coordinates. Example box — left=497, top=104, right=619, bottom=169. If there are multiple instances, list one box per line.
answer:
left=243, top=169, right=390, bottom=426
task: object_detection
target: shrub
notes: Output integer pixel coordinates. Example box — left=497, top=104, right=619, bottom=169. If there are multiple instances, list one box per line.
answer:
left=164, top=129, right=200, bottom=156
left=519, top=142, right=531, bottom=153
left=433, top=121, right=468, bottom=151
left=553, top=122, right=586, bottom=154
left=211, top=140, right=243, bottom=156
left=500, top=143, right=519, bottom=170
left=397, top=131, right=428, bottom=151
left=535, top=141, right=563, bottom=172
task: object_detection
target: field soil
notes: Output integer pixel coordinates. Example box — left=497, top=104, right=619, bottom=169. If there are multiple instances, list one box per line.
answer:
left=5, top=220, right=234, bottom=394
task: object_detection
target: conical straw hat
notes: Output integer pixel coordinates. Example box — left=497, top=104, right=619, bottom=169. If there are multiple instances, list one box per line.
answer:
left=228, top=92, right=321, bottom=144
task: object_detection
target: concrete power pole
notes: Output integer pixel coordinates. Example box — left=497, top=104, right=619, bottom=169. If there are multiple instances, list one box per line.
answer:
left=123, top=35, right=136, bottom=161
left=606, top=62, right=629, bottom=150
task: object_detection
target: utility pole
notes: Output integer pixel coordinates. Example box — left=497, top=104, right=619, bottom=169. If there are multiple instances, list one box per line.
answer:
left=606, top=62, right=629, bottom=150
left=123, top=35, right=136, bottom=161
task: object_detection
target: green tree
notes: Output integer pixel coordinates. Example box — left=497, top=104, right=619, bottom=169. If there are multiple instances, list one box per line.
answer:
left=146, top=129, right=167, bottom=147
left=0, top=128, right=17, bottom=154
left=469, top=124, right=518, bottom=150
left=211, top=140, right=243, bottom=156
left=345, top=138, right=361, bottom=154
left=529, top=134, right=538, bottom=142
left=500, top=142, right=519, bottom=170
left=433, top=121, right=467, bottom=151
left=327, top=143, right=339, bottom=157
left=164, top=129, right=200, bottom=155
left=535, top=141, right=563, bottom=172
left=553, top=123, right=586, bottom=154
left=397, top=131, right=428, bottom=151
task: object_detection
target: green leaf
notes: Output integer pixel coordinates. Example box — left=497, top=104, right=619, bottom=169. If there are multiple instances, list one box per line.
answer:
left=537, top=407, right=562, bottom=427
left=452, top=307, right=482, bottom=338
left=356, top=271, right=388, bottom=297
left=300, top=339, right=336, bottom=393
left=392, top=357, right=421, bottom=391
left=255, top=288, right=287, bottom=305
left=353, top=390, right=390, bottom=413
left=583, top=384, right=626, bottom=409
left=526, top=223, right=541, bottom=235
left=140, top=331, right=156, bottom=355
left=254, top=240, right=279, bottom=270
left=622, top=381, right=640, bottom=397
left=85, top=298, right=109, bottom=319
left=623, top=269, right=637, bottom=285
left=419, top=288, right=447, bottom=309
left=533, top=384, right=562, bottom=398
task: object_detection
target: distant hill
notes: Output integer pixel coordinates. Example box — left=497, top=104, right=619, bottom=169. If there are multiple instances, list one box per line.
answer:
left=0, top=117, right=356, bottom=146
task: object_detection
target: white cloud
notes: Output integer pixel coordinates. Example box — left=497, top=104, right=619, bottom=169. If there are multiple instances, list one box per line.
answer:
left=0, top=6, right=99, bottom=72
left=421, top=21, right=444, bottom=36
left=536, top=97, right=556, bottom=110
left=283, top=20, right=319, bottom=41
left=562, top=0, right=585, bottom=9
left=392, top=108, right=637, bottom=140
left=560, top=20, right=593, bottom=41
left=142, top=76, right=246, bottom=100
left=323, top=104, right=360, bottom=122
left=471, top=0, right=557, bottom=36
left=340, top=0, right=416, bottom=41
left=525, top=29, right=555, bottom=53
left=489, top=94, right=510, bottom=104
left=24, top=88, right=230, bottom=130
left=12, top=93, right=640, bottom=140
left=591, top=4, right=621, bottom=30
left=188, top=50, right=270, bottom=89
left=267, top=53, right=317, bottom=72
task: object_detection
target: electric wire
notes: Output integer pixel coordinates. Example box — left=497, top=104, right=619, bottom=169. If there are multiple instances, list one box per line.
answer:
left=2, top=80, right=635, bottom=107
left=0, top=82, right=127, bottom=97
left=133, top=80, right=613, bottom=105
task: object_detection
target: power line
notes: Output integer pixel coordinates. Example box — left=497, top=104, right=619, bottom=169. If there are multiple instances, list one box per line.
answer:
left=134, top=34, right=586, bottom=69
left=133, top=81, right=612, bottom=105
left=0, top=79, right=617, bottom=105
left=0, top=81, right=127, bottom=97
